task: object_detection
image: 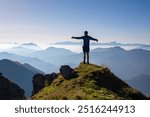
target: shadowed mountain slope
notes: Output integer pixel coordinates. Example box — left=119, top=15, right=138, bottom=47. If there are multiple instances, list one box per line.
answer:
left=128, top=74, right=150, bottom=96
left=0, top=59, right=43, bottom=96
left=0, top=75, right=26, bottom=100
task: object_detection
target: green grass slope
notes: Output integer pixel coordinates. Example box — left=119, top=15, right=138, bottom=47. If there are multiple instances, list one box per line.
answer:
left=32, top=63, right=146, bottom=100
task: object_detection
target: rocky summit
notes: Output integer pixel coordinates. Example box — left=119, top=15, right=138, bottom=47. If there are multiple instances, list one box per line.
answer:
left=31, top=63, right=147, bottom=100
left=0, top=75, right=26, bottom=100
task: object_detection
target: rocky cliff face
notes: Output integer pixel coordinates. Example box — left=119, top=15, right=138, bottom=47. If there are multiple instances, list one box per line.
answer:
left=31, top=63, right=147, bottom=100
left=0, top=75, right=26, bottom=100
left=32, top=73, right=58, bottom=96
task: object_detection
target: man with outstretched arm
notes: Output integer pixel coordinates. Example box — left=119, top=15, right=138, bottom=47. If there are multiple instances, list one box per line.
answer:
left=72, top=31, right=98, bottom=64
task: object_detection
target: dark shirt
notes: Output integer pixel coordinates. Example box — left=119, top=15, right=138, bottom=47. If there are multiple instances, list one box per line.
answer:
left=73, top=35, right=97, bottom=47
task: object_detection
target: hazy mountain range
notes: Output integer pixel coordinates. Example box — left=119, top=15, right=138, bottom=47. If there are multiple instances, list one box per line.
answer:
left=90, top=47, right=150, bottom=80
left=27, top=46, right=150, bottom=80
left=0, top=52, right=57, bottom=73
left=1, top=46, right=150, bottom=79
left=30, top=47, right=77, bottom=63
left=0, top=44, right=150, bottom=96
left=50, top=41, right=150, bottom=48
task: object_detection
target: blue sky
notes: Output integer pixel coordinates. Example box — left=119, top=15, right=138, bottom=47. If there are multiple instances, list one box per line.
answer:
left=0, top=0, right=150, bottom=47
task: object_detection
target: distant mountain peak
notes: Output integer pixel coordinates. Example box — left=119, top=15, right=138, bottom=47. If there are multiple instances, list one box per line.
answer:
left=45, top=46, right=73, bottom=52
left=0, top=59, right=14, bottom=63
left=14, top=42, right=41, bottom=51
left=0, top=52, right=12, bottom=55
left=21, top=42, right=38, bottom=46
left=91, top=46, right=125, bottom=53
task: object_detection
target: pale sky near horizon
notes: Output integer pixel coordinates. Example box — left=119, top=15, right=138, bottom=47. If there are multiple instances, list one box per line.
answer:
left=0, top=0, right=150, bottom=47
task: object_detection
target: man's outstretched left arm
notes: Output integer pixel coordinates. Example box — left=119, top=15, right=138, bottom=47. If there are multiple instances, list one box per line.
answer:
left=90, top=37, right=98, bottom=42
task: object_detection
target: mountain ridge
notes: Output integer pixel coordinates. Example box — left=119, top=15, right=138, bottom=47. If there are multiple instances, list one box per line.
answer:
left=0, top=59, right=43, bottom=96
left=0, top=52, right=57, bottom=73
left=32, top=63, right=147, bottom=100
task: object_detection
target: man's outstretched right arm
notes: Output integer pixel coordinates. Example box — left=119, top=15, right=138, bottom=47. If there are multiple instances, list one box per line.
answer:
left=72, top=36, right=82, bottom=39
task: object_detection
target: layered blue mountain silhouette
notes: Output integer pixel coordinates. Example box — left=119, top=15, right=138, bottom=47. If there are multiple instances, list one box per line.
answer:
left=0, top=46, right=150, bottom=96
left=0, top=59, right=43, bottom=96
left=29, top=47, right=150, bottom=80
left=90, top=47, right=150, bottom=80
left=30, top=47, right=77, bottom=61
left=0, top=52, right=57, bottom=73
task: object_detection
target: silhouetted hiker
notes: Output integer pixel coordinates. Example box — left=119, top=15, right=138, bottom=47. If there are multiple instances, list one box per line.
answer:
left=72, top=31, right=98, bottom=64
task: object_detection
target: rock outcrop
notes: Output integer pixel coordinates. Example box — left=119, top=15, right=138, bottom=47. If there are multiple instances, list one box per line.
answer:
left=45, top=73, right=58, bottom=85
left=32, top=74, right=45, bottom=95
left=60, top=65, right=76, bottom=79
left=0, top=75, right=26, bottom=100
left=32, top=73, right=57, bottom=95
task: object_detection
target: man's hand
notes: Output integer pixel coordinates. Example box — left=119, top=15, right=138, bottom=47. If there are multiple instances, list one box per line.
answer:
left=71, top=37, right=74, bottom=39
left=96, top=39, right=98, bottom=42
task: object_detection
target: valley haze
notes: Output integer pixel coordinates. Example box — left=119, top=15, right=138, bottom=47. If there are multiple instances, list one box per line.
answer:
left=0, top=42, right=150, bottom=97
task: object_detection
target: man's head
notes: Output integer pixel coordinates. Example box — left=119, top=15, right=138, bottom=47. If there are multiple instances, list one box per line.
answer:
left=84, top=31, right=88, bottom=36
